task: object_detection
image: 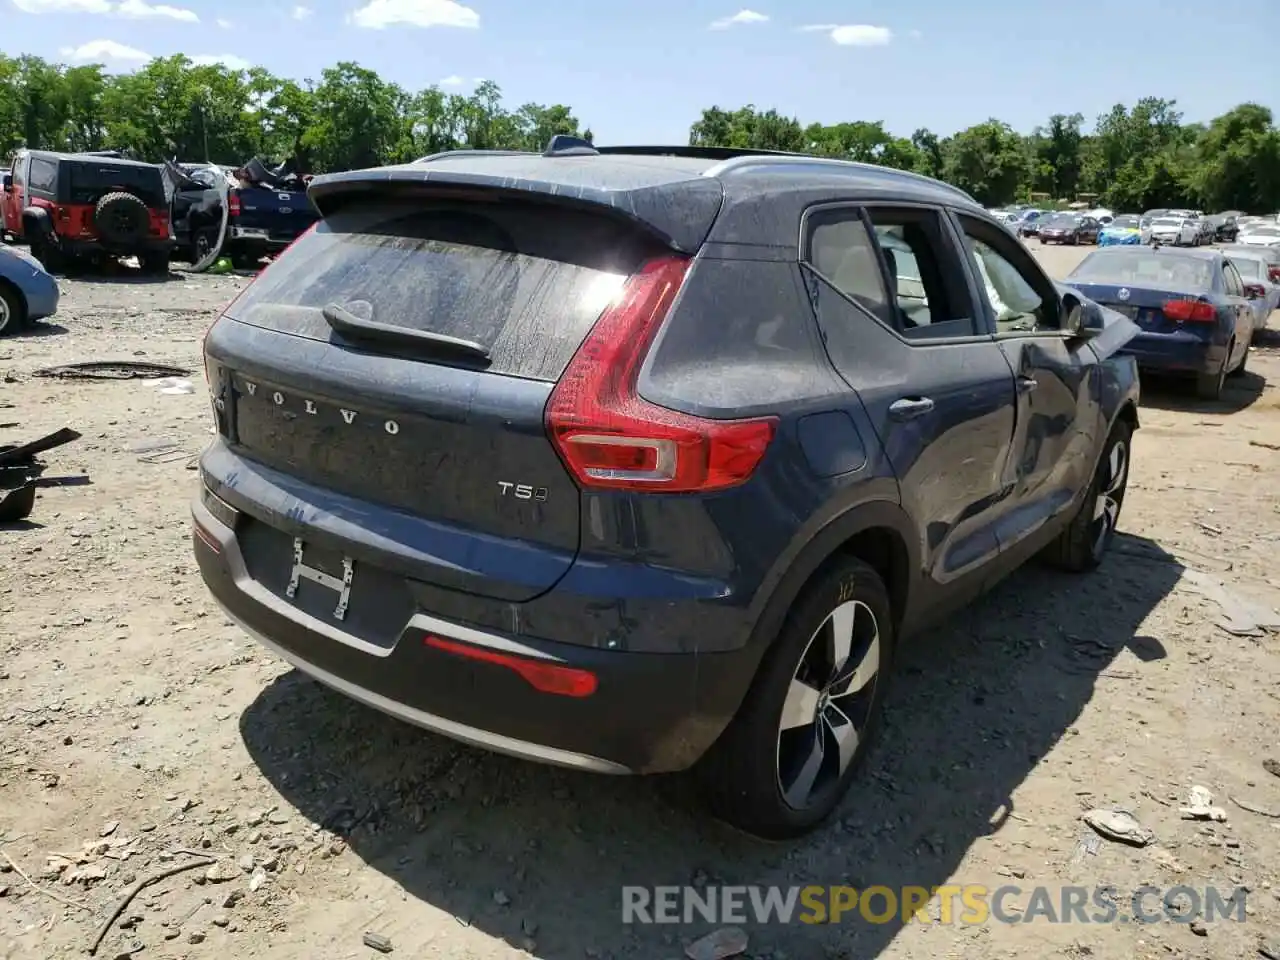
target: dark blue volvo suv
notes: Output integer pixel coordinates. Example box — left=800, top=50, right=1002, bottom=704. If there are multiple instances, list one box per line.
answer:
left=193, top=140, right=1141, bottom=839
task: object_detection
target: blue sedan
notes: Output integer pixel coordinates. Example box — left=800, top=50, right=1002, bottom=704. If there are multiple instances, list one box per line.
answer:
left=0, top=245, right=60, bottom=337
left=1065, top=246, right=1255, bottom=401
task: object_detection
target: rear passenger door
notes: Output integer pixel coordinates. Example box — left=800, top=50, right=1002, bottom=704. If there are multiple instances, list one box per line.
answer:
left=951, top=213, right=1096, bottom=555
left=802, top=203, right=1017, bottom=607
left=1221, top=259, right=1255, bottom=362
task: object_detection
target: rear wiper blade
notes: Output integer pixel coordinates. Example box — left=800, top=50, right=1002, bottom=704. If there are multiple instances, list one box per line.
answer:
left=322, top=302, right=491, bottom=362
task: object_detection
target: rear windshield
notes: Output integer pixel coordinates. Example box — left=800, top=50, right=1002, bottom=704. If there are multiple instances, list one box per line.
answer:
left=1068, top=250, right=1214, bottom=291
left=1229, top=257, right=1262, bottom=279
left=66, top=162, right=165, bottom=206
left=227, top=198, right=657, bottom=381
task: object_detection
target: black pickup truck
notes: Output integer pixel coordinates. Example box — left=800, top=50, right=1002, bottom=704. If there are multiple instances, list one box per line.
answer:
left=165, top=159, right=318, bottom=268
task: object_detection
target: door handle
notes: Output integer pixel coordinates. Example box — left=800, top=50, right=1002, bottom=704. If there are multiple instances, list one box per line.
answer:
left=1017, top=375, right=1038, bottom=393
left=888, top=397, right=935, bottom=421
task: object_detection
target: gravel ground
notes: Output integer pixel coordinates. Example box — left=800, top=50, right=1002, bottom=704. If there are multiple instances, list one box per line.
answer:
left=1, top=245, right=1279, bottom=960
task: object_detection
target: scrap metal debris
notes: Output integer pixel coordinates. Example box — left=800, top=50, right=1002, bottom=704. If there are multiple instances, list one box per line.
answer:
left=0, top=427, right=82, bottom=523
left=1180, top=568, right=1280, bottom=637
left=32, top=361, right=192, bottom=381
left=685, top=927, right=749, bottom=960
left=1179, top=785, right=1228, bottom=822
left=1082, top=808, right=1154, bottom=846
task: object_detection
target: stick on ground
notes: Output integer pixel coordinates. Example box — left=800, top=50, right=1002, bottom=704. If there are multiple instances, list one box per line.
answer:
left=0, top=849, right=91, bottom=913
left=87, top=854, right=215, bottom=956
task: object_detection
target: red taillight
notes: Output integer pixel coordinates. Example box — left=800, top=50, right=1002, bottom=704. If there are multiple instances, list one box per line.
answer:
left=1244, top=283, right=1266, bottom=299
left=227, top=192, right=241, bottom=217
left=424, top=635, right=597, bottom=698
left=1269, top=266, right=1280, bottom=283
left=545, top=255, right=777, bottom=493
left=1162, top=298, right=1217, bottom=323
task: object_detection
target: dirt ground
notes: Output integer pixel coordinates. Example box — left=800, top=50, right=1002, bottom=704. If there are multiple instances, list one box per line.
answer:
left=1, top=242, right=1278, bottom=960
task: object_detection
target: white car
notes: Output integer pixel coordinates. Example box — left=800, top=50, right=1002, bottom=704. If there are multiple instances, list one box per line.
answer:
left=1238, top=224, right=1280, bottom=248
left=1147, top=216, right=1199, bottom=246
left=1224, top=250, right=1280, bottom=331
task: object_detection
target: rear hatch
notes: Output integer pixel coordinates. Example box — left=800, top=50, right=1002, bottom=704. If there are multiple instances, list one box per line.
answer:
left=205, top=191, right=681, bottom=601
left=231, top=185, right=318, bottom=243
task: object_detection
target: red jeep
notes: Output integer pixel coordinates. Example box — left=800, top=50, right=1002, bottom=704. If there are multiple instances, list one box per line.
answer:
left=2, top=150, right=175, bottom=274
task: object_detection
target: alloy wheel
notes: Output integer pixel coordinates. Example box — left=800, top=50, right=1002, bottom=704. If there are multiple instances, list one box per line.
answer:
left=1091, top=439, right=1128, bottom=556
left=0, top=293, right=11, bottom=333
left=776, top=599, right=880, bottom=810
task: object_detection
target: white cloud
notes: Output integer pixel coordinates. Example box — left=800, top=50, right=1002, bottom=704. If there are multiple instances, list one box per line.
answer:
left=439, top=74, right=466, bottom=86
left=291, top=4, right=311, bottom=17
left=709, top=8, right=767, bottom=29
left=115, top=0, right=198, bottom=20
left=190, top=53, right=252, bottom=69
left=216, top=16, right=232, bottom=26
left=349, top=0, right=478, bottom=29
left=801, top=23, right=893, bottom=46
left=908, top=28, right=922, bottom=38
left=60, top=39, right=150, bottom=64
left=14, top=0, right=112, bottom=13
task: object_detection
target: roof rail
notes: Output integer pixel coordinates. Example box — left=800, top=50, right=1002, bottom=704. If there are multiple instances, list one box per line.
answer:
left=700, top=153, right=977, bottom=204
left=594, top=145, right=813, bottom=161
left=413, top=149, right=530, bottom=163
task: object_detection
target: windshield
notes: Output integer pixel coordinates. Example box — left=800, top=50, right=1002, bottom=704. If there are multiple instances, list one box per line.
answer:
left=65, top=162, right=165, bottom=206
left=1229, top=258, right=1262, bottom=279
left=1152, top=218, right=1183, bottom=227
left=1244, top=225, right=1280, bottom=236
left=1110, top=216, right=1140, bottom=228
left=1067, top=250, right=1214, bottom=291
left=1045, top=215, right=1080, bottom=226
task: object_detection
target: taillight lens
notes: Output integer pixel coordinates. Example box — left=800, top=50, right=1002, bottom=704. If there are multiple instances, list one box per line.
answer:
left=546, top=255, right=777, bottom=493
left=1268, top=266, right=1280, bottom=283
left=1162, top=298, right=1217, bottom=323
left=227, top=192, right=241, bottom=217
left=1244, top=283, right=1266, bottom=299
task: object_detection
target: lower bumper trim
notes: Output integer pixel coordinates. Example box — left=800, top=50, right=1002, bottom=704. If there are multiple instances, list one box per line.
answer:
left=215, top=598, right=633, bottom=775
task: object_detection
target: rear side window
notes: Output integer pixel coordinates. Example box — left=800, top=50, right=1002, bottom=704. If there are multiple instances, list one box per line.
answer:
left=66, top=163, right=166, bottom=206
left=228, top=198, right=657, bottom=381
left=27, top=158, right=57, bottom=191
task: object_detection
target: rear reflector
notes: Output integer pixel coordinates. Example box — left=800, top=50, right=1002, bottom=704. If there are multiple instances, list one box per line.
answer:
left=424, top=635, right=598, bottom=698
left=546, top=255, right=777, bottom=493
left=1162, top=298, right=1216, bottom=323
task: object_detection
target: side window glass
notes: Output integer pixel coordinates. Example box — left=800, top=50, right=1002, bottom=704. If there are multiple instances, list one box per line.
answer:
left=13, top=159, right=25, bottom=188
left=1223, top=264, right=1243, bottom=297
left=864, top=209, right=976, bottom=338
left=806, top=213, right=894, bottom=328
left=956, top=217, right=1056, bottom=335
left=27, top=159, right=56, bottom=191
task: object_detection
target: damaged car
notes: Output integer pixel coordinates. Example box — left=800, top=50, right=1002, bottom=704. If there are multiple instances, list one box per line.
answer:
left=3, top=150, right=175, bottom=274
left=163, top=157, right=318, bottom=271
left=193, top=139, right=1141, bottom=840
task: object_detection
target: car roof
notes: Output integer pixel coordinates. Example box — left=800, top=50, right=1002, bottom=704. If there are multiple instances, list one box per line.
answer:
left=24, top=150, right=159, bottom=171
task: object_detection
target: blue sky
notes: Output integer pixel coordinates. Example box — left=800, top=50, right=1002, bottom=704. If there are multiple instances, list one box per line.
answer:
left=5, top=0, right=1278, bottom=143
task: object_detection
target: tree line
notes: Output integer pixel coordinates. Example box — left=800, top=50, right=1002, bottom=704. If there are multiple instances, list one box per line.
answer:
left=3, top=51, right=1278, bottom=214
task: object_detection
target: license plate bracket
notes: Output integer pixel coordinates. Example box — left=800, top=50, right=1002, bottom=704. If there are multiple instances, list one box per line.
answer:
left=285, top=537, right=355, bottom=620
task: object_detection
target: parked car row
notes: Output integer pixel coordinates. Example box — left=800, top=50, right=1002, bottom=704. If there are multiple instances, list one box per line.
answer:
left=2, top=149, right=318, bottom=278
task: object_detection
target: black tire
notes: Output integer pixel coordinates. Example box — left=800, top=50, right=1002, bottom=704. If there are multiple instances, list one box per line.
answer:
left=0, top=280, right=27, bottom=337
left=191, top=228, right=217, bottom=265
left=30, top=237, right=62, bottom=274
left=1043, top=418, right=1132, bottom=572
left=139, top=251, right=170, bottom=276
left=230, top=250, right=261, bottom=271
left=94, top=191, right=150, bottom=246
left=1195, top=351, right=1229, bottom=400
left=695, top=557, right=894, bottom=839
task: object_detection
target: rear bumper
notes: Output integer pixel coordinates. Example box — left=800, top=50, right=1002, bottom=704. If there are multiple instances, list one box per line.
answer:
left=226, top=226, right=303, bottom=249
left=59, top=236, right=175, bottom=257
left=192, top=492, right=758, bottom=774
left=1125, top=331, right=1224, bottom=375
